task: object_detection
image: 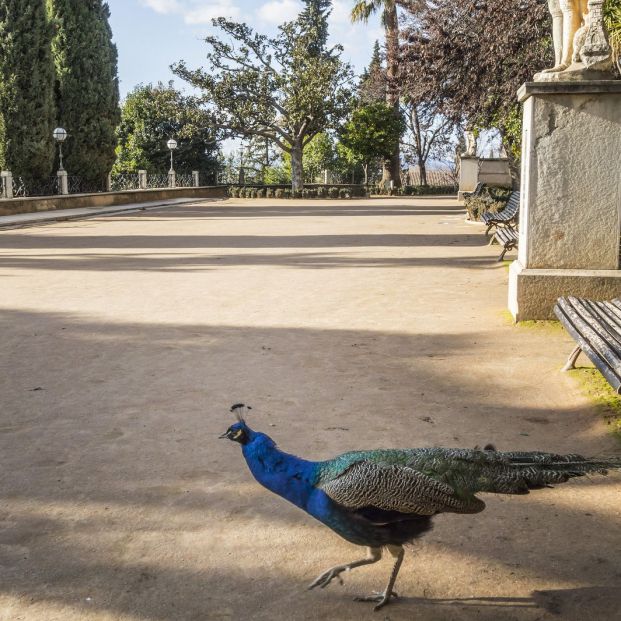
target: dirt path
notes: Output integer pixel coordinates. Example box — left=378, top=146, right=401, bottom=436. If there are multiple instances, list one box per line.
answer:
left=1, top=198, right=619, bottom=621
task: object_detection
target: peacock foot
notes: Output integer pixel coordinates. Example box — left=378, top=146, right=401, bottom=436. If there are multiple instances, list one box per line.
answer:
left=354, top=591, right=399, bottom=611
left=308, top=566, right=346, bottom=590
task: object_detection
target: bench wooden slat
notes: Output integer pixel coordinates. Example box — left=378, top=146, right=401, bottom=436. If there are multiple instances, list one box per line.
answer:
left=554, top=297, right=621, bottom=393
left=579, top=298, right=621, bottom=353
left=482, top=192, right=520, bottom=228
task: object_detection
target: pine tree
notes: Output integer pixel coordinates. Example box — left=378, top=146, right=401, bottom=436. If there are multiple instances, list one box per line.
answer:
left=359, top=40, right=386, bottom=103
left=47, top=0, right=120, bottom=187
left=0, top=0, right=56, bottom=182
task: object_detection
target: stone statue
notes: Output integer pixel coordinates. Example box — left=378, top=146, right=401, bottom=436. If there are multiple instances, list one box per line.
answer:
left=463, top=130, right=477, bottom=157
left=537, top=0, right=615, bottom=80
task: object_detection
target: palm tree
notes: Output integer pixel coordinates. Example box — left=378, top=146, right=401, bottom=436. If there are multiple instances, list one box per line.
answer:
left=352, top=0, right=402, bottom=188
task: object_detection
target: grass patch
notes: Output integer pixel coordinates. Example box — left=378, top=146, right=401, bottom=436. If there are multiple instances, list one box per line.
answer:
left=499, top=310, right=564, bottom=332
left=572, top=367, right=621, bottom=442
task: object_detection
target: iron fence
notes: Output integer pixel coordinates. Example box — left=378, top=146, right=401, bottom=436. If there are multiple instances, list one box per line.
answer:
left=145, top=173, right=170, bottom=190
left=12, top=176, right=59, bottom=197
left=109, top=173, right=140, bottom=192
left=0, top=170, right=219, bottom=200
left=176, top=173, right=193, bottom=188
left=68, top=177, right=107, bottom=194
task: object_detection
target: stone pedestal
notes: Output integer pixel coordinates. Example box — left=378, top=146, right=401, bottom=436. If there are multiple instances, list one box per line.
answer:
left=1, top=171, right=13, bottom=199
left=509, top=80, right=621, bottom=320
left=57, top=170, right=68, bottom=195
left=458, top=156, right=479, bottom=199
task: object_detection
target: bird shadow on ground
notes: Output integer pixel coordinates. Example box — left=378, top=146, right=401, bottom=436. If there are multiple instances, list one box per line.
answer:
left=392, top=586, right=620, bottom=619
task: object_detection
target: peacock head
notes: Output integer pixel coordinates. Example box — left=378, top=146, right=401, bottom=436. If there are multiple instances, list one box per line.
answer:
left=219, top=403, right=253, bottom=445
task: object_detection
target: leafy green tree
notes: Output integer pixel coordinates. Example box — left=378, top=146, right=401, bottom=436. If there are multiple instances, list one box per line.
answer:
left=303, top=132, right=335, bottom=182
left=0, top=0, right=56, bottom=182
left=282, top=132, right=335, bottom=182
left=114, top=82, right=220, bottom=179
left=351, top=0, right=402, bottom=187
left=173, top=0, right=353, bottom=193
left=604, top=0, right=621, bottom=68
left=339, top=102, right=404, bottom=185
left=47, top=0, right=120, bottom=187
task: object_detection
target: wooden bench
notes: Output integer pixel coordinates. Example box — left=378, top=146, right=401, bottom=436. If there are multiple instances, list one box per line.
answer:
left=462, top=182, right=485, bottom=200
left=554, top=297, right=621, bottom=393
left=481, top=191, right=520, bottom=236
left=492, top=226, right=519, bottom=261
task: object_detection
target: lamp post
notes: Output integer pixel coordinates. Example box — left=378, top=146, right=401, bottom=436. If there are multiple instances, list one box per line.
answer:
left=53, top=127, right=69, bottom=195
left=167, top=138, right=178, bottom=189
left=167, top=138, right=178, bottom=173
left=53, top=127, right=68, bottom=171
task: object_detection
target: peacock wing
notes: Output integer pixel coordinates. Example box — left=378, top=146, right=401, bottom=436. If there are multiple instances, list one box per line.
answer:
left=318, top=460, right=485, bottom=516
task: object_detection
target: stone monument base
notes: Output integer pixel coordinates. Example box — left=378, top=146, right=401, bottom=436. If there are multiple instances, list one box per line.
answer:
left=457, top=156, right=479, bottom=200
left=509, top=261, right=621, bottom=321
left=508, top=80, right=621, bottom=320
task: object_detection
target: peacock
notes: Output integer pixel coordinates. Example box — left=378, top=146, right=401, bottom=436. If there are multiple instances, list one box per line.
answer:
left=220, top=404, right=621, bottom=611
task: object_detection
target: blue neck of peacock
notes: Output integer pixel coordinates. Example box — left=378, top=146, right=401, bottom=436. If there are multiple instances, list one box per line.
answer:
left=241, top=431, right=319, bottom=510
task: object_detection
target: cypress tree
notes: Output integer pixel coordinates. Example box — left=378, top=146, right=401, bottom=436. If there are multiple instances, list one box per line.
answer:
left=47, top=0, right=120, bottom=187
left=0, top=0, right=56, bottom=183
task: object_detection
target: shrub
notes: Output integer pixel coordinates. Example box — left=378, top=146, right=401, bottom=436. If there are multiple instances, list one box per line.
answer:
left=265, top=188, right=274, bottom=198
left=228, top=186, right=239, bottom=198
left=328, top=186, right=339, bottom=199
left=339, top=188, right=351, bottom=199
left=316, top=186, right=326, bottom=199
left=275, top=188, right=284, bottom=199
left=256, top=188, right=266, bottom=198
left=465, top=186, right=511, bottom=221
left=283, top=189, right=292, bottom=199
left=405, top=185, right=456, bottom=197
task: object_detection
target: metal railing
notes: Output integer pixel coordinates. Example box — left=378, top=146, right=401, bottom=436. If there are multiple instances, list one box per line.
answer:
left=12, top=176, right=59, bottom=198
left=0, top=169, right=211, bottom=200
left=145, top=173, right=170, bottom=190
left=109, top=173, right=140, bottom=192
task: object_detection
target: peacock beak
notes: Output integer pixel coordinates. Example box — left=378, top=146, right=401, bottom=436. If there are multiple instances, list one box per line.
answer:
left=219, top=431, right=229, bottom=439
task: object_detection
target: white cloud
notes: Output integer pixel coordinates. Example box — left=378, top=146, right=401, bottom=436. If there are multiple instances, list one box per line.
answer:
left=184, top=1, right=242, bottom=23
left=329, top=0, right=352, bottom=26
left=140, top=0, right=181, bottom=14
left=256, top=0, right=303, bottom=25
left=140, top=0, right=242, bottom=23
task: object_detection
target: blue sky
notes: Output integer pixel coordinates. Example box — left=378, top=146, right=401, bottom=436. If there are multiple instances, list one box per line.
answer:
left=107, top=0, right=383, bottom=99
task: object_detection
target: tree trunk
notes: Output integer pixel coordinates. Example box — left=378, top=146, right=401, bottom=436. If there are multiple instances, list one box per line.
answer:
left=290, top=142, right=303, bottom=193
left=419, top=160, right=427, bottom=186
left=383, top=1, right=402, bottom=188
left=363, top=163, right=369, bottom=186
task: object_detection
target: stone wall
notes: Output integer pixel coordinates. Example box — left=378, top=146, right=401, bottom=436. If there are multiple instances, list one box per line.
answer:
left=478, top=158, right=512, bottom=188
left=0, top=186, right=229, bottom=217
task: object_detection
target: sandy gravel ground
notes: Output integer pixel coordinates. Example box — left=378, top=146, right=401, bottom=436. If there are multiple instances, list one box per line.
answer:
left=1, top=197, right=619, bottom=621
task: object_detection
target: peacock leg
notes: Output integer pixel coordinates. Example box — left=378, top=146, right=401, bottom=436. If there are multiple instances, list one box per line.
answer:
left=308, top=547, right=382, bottom=590
left=354, top=544, right=404, bottom=611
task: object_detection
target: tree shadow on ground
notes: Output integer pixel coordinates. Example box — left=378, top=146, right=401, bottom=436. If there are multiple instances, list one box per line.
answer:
left=1, top=308, right=620, bottom=620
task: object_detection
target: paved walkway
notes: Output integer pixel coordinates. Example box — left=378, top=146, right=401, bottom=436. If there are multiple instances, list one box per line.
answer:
left=0, top=198, right=619, bottom=621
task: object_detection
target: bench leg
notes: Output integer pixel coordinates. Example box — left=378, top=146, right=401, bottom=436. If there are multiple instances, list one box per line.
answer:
left=562, top=344, right=582, bottom=371
left=485, top=223, right=493, bottom=237
left=498, top=246, right=508, bottom=262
